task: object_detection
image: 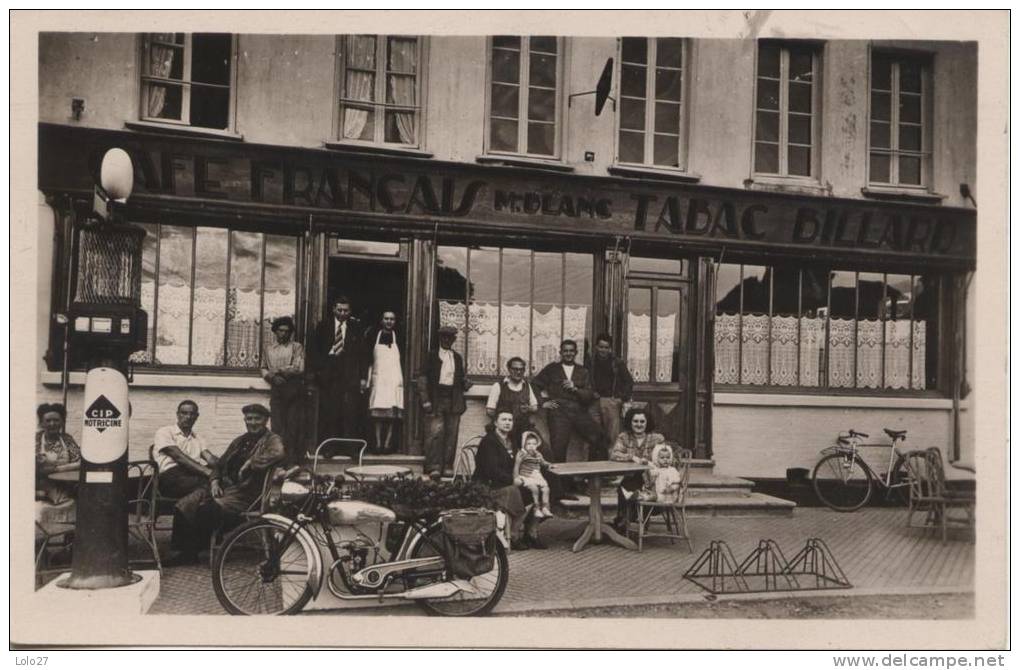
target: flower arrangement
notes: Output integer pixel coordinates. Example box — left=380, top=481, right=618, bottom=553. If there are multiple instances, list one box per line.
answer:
left=350, top=477, right=494, bottom=521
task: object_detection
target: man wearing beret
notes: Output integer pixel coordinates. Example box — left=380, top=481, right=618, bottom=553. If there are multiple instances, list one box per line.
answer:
left=166, top=404, right=285, bottom=566
left=417, top=325, right=472, bottom=478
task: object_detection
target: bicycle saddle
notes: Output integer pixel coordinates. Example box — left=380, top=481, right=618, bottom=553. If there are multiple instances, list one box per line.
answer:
left=883, top=428, right=907, bottom=440
left=326, top=500, right=397, bottom=525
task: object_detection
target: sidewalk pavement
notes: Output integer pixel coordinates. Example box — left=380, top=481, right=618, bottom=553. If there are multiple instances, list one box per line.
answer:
left=145, top=507, right=973, bottom=616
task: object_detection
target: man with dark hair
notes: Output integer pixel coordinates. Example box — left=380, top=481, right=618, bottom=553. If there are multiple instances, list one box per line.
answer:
left=531, top=339, right=608, bottom=466
left=588, top=333, right=634, bottom=444
left=418, top=325, right=472, bottom=478
left=261, top=315, right=305, bottom=464
left=485, top=356, right=539, bottom=443
left=152, top=400, right=219, bottom=499
left=308, top=296, right=367, bottom=442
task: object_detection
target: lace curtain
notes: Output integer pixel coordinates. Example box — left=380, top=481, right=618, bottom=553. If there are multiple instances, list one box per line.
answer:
left=715, top=313, right=925, bottom=389
left=146, top=33, right=177, bottom=118
left=439, top=301, right=589, bottom=376
left=626, top=312, right=678, bottom=383
left=342, top=36, right=376, bottom=140
left=387, top=37, right=417, bottom=144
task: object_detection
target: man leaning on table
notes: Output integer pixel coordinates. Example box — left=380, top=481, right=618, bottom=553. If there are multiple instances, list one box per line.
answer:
left=152, top=399, right=219, bottom=499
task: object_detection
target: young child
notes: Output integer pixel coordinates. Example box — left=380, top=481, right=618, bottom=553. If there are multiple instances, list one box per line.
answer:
left=640, top=443, right=683, bottom=504
left=514, top=431, right=554, bottom=518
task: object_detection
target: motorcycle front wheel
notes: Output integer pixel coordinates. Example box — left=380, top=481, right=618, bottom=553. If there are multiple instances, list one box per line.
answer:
left=212, top=519, right=314, bottom=615
left=408, top=524, right=509, bottom=617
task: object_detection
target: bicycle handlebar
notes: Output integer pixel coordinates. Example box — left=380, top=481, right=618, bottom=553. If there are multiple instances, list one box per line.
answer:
left=847, top=429, right=869, bottom=438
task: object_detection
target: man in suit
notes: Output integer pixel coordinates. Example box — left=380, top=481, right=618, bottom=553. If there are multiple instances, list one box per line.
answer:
left=308, top=295, right=367, bottom=442
left=531, top=339, right=609, bottom=464
left=417, top=325, right=472, bottom=478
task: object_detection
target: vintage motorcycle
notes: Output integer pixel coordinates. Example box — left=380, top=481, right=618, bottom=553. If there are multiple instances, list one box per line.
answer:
left=210, top=445, right=508, bottom=617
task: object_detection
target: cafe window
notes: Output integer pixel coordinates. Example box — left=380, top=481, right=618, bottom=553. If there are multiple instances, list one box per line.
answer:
left=753, top=41, right=820, bottom=178
left=617, top=37, right=687, bottom=169
left=140, top=33, right=235, bottom=130
left=128, top=223, right=299, bottom=369
left=338, top=35, right=423, bottom=148
left=435, top=246, right=592, bottom=377
left=714, top=263, right=939, bottom=391
left=868, top=52, right=930, bottom=188
left=487, top=36, right=562, bottom=158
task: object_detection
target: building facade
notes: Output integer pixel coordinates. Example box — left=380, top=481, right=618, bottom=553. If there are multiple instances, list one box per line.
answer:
left=36, top=33, right=977, bottom=480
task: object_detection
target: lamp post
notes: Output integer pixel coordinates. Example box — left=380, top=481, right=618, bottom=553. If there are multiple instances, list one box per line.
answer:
left=59, top=148, right=148, bottom=590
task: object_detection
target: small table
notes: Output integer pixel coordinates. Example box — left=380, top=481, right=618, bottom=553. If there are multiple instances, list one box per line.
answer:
left=548, top=460, right=649, bottom=552
left=345, top=464, right=413, bottom=482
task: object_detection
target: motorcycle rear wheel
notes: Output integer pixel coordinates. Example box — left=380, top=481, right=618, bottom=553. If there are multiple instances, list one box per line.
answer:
left=408, top=524, right=508, bottom=617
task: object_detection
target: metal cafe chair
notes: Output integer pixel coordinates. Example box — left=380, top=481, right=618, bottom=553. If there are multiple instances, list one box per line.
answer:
left=904, top=447, right=975, bottom=543
left=635, top=446, right=694, bottom=553
left=452, top=435, right=484, bottom=482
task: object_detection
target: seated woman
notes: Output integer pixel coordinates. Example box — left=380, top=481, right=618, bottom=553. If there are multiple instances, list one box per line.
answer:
left=35, top=403, right=80, bottom=505
left=472, top=410, right=545, bottom=550
left=608, top=406, right=666, bottom=533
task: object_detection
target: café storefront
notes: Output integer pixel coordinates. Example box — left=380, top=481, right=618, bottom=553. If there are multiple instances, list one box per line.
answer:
left=38, top=122, right=976, bottom=470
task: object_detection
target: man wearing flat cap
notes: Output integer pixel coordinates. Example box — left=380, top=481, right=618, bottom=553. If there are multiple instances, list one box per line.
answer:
left=166, top=404, right=285, bottom=565
left=261, top=315, right=305, bottom=465
left=417, top=325, right=472, bottom=478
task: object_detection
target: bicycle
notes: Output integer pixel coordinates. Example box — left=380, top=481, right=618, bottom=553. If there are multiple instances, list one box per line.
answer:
left=210, top=443, right=508, bottom=616
left=811, top=428, right=912, bottom=512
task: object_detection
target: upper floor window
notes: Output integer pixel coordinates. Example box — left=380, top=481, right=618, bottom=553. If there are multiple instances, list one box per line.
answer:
left=338, top=35, right=422, bottom=148
left=487, top=36, right=561, bottom=158
left=869, top=52, right=930, bottom=188
left=753, top=41, right=819, bottom=179
left=141, top=33, right=234, bottom=130
left=617, top=37, right=687, bottom=169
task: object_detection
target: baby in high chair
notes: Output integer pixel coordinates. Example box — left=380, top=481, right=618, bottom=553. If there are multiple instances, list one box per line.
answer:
left=515, top=431, right=554, bottom=518
left=640, top=443, right=683, bottom=504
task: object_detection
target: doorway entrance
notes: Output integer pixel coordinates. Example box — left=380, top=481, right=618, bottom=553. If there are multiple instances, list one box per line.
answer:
left=325, top=241, right=409, bottom=452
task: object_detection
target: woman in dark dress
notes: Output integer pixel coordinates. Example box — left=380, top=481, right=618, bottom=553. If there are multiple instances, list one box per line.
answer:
left=472, top=411, right=545, bottom=550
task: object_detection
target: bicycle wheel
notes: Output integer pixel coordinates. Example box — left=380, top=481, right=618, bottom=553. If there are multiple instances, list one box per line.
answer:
left=886, top=455, right=912, bottom=506
left=812, top=453, right=873, bottom=512
left=212, top=519, right=314, bottom=615
left=409, top=524, right=509, bottom=617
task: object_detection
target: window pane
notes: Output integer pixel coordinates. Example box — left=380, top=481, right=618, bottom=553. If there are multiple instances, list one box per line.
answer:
left=620, top=97, right=646, bottom=131
left=618, top=131, right=644, bottom=164
left=900, top=93, right=922, bottom=123
left=530, top=36, right=557, bottom=54
left=870, top=153, right=890, bottom=183
left=756, top=78, right=780, bottom=110
left=467, top=247, right=500, bottom=376
left=883, top=274, right=914, bottom=389
left=754, top=142, right=778, bottom=174
left=871, top=121, right=890, bottom=149
left=154, top=225, right=193, bottom=365
left=788, top=145, right=811, bottom=177
left=740, top=265, right=769, bottom=385
left=657, top=38, right=684, bottom=69
left=758, top=43, right=780, bottom=78
left=345, top=70, right=375, bottom=102
left=621, top=64, right=647, bottom=98
left=756, top=111, right=780, bottom=143
left=855, top=272, right=885, bottom=388
left=899, top=124, right=922, bottom=152
left=655, top=289, right=681, bottom=382
left=226, top=231, right=263, bottom=368
left=788, top=113, right=811, bottom=145
left=789, top=49, right=813, bottom=82
left=492, top=36, right=520, bottom=50
left=526, top=122, right=555, bottom=156
left=653, top=133, right=679, bottom=167
left=492, top=48, right=520, bottom=84
left=621, top=37, right=648, bottom=64
left=147, top=36, right=185, bottom=80
left=384, top=110, right=416, bottom=144
left=770, top=267, right=801, bottom=386
left=436, top=246, right=469, bottom=357
left=527, top=87, right=556, bottom=122
left=263, top=235, right=298, bottom=354
left=899, top=155, right=922, bottom=185
left=191, top=33, right=232, bottom=86
left=190, top=228, right=228, bottom=366
left=146, top=83, right=183, bottom=121
left=900, top=60, right=923, bottom=93
left=913, top=275, right=938, bottom=389
left=129, top=223, right=158, bottom=364
left=828, top=271, right=857, bottom=388
left=654, top=101, right=680, bottom=133
left=799, top=269, right=827, bottom=387
left=499, top=249, right=532, bottom=372
left=788, top=81, right=812, bottom=113
left=630, top=256, right=684, bottom=274
left=190, top=85, right=230, bottom=130
left=529, top=52, right=557, bottom=88
left=563, top=252, right=593, bottom=362
left=342, top=106, right=375, bottom=141
left=490, top=118, right=518, bottom=152
left=532, top=253, right=563, bottom=373
left=385, top=73, right=417, bottom=106
left=871, top=54, right=891, bottom=90
left=871, top=92, right=890, bottom=121
left=347, top=35, right=377, bottom=69
left=387, top=37, right=418, bottom=73
left=490, top=83, right=519, bottom=119
left=714, top=263, right=742, bottom=384
left=655, top=68, right=682, bottom=102
left=627, top=287, right=652, bottom=383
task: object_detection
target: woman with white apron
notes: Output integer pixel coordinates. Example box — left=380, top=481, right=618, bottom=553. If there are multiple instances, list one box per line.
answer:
left=365, top=311, right=404, bottom=453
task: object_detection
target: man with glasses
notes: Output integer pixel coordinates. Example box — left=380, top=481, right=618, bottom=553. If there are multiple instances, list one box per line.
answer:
left=486, top=356, right=540, bottom=444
